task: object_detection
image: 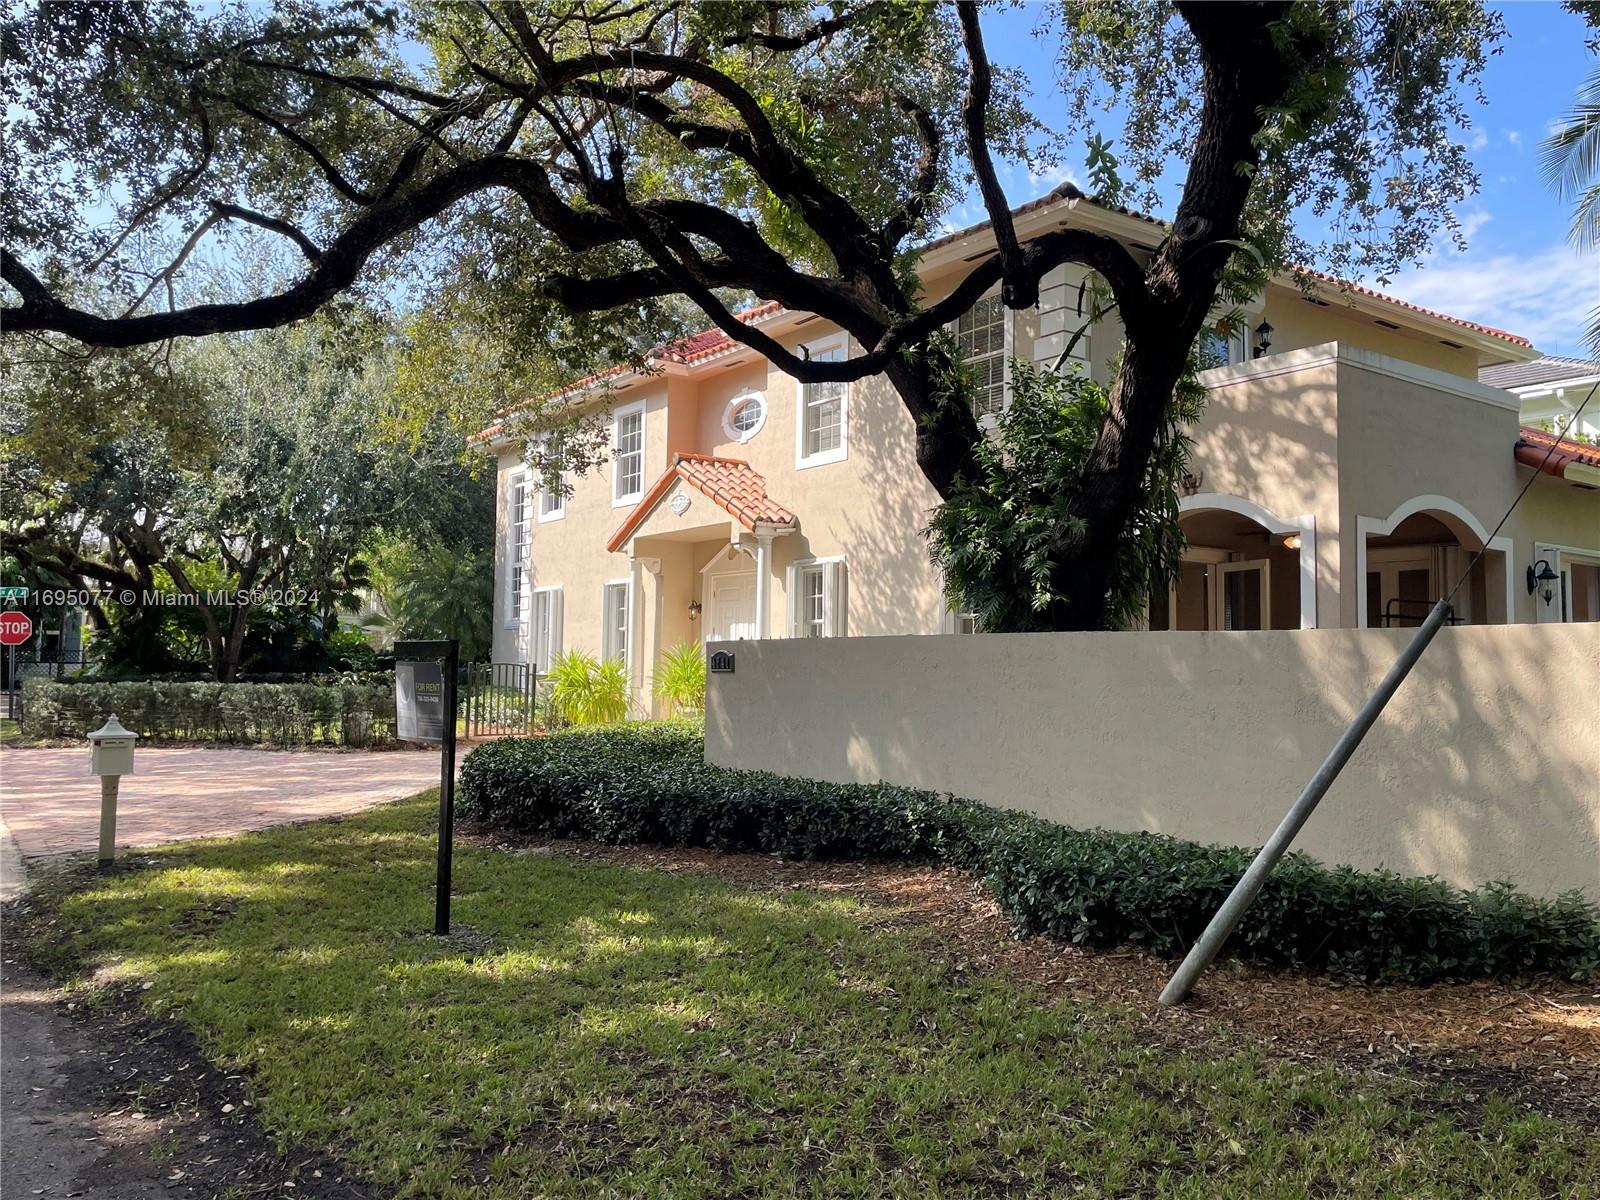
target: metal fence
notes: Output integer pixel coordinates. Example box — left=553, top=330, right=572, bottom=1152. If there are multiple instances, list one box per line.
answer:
left=3, top=648, right=92, bottom=720
left=462, top=661, right=537, bottom=738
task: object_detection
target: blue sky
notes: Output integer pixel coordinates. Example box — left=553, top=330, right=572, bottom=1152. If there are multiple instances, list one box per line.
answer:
left=963, top=1, right=1599, bottom=358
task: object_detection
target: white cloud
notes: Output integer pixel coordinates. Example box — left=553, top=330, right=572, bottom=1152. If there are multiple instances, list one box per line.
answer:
left=1454, top=208, right=1492, bottom=242
left=1372, top=244, right=1599, bottom=355
left=1468, top=127, right=1488, bottom=151
left=1505, top=129, right=1523, bottom=149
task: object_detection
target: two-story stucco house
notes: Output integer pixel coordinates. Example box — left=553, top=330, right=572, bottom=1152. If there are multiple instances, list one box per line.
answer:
left=477, top=188, right=1600, bottom=711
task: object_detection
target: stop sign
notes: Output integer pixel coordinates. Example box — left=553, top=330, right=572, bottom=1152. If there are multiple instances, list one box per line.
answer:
left=0, top=611, right=33, bottom=647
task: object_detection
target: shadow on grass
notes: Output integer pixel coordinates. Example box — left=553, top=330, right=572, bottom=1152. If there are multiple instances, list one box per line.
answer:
left=16, top=794, right=1599, bottom=1200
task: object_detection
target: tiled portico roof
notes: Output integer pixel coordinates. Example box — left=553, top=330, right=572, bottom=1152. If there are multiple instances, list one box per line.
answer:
left=1515, top=425, right=1600, bottom=482
left=606, top=452, right=797, bottom=552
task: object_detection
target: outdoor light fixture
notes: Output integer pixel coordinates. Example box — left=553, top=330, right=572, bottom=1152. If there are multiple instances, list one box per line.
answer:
left=1253, top=320, right=1275, bottom=359
left=1527, top=559, right=1559, bottom=606
left=688, top=599, right=703, bottom=621
left=1282, top=533, right=1302, bottom=551
left=1180, top=469, right=1204, bottom=497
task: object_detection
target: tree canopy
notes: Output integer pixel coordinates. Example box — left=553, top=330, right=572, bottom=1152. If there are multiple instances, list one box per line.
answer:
left=2, top=315, right=491, bottom=678
left=2, top=0, right=1507, bottom=628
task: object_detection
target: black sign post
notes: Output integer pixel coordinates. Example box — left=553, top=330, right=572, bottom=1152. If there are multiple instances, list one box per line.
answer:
left=395, top=639, right=459, bottom=936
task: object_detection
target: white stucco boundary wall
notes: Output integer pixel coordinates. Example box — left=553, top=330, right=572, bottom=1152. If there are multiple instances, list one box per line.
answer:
left=706, top=625, right=1600, bottom=898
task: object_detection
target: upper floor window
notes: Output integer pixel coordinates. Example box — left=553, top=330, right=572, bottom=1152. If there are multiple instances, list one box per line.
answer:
left=612, top=401, right=645, bottom=505
left=951, top=293, right=1010, bottom=422
left=507, top=471, right=531, bottom=627
left=1200, top=322, right=1250, bottom=368
left=796, top=337, right=848, bottom=468
left=723, top=391, right=768, bottom=443
left=536, top=437, right=565, bottom=521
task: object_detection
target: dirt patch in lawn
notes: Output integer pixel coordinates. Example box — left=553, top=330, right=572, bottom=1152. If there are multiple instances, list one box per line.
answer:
left=3, top=907, right=375, bottom=1200
left=466, top=826, right=1600, bottom=1130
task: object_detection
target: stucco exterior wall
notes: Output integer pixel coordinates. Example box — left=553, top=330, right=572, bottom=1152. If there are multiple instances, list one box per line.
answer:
left=706, top=625, right=1600, bottom=898
left=1260, top=291, right=1482, bottom=377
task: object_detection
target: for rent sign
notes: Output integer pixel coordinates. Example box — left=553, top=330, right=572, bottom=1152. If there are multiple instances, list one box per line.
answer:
left=395, top=660, right=447, bottom=743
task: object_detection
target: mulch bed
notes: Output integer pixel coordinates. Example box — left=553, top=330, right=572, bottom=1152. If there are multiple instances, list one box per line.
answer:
left=466, top=826, right=1600, bottom=1130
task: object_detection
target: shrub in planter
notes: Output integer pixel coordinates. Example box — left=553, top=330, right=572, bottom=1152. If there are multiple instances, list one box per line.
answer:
left=457, top=725, right=1600, bottom=984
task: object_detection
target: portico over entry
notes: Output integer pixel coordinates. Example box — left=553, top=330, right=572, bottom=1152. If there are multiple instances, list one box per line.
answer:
left=607, top=453, right=798, bottom=711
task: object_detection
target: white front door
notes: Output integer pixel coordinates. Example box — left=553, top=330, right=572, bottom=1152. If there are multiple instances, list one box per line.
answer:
left=708, top=573, right=757, bottom=641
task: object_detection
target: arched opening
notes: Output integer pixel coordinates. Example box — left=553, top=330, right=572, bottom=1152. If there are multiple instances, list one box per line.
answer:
left=1358, top=497, right=1508, bottom=627
left=1149, top=498, right=1313, bottom=630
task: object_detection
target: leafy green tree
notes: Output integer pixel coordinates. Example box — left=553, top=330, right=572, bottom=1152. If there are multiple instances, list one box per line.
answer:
left=3, top=1, right=1505, bottom=628
left=371, top=542, right=495, bottom=663
left=2, top=318, right=492, bottom=678
left=930, top=356, right=1203, bottom=632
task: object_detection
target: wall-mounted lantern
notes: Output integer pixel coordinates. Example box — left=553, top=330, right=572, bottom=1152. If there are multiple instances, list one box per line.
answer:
left=1526, top=559, right=1560, bottom=607
left=688, top=599, right=703, bottom=622
left=1179, top=469, right=1204, bottom=497
left=1253, top=320, right=1275, bottom=359
left=1282, top=533, right=1302, bottom=551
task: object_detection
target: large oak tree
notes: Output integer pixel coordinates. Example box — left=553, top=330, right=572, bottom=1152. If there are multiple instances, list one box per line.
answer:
left=2, top=1, right=1503, bottom=628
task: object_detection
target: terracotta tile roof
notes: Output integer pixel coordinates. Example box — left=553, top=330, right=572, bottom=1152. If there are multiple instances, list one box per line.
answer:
left=1515, top=425, right=1600, bottom=480
left=469, top=303, right=787, bottom=445
left=478, top=191, right=1531, bottom=447
left=606, top=452, right=797, bottom=552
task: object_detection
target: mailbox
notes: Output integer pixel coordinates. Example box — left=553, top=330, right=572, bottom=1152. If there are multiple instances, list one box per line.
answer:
left=88, top=714, right=138, bottom=777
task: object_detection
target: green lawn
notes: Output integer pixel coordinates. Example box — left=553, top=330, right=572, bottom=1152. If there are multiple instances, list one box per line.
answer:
left=18, top=795, right=1596, bottom=1199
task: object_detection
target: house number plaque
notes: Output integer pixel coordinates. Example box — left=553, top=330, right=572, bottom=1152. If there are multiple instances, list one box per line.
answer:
left=709, top=650, right=735, bottom=673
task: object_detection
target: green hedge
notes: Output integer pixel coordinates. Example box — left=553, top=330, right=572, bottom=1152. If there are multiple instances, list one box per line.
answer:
left=21, top=675, right=397, bottom=747
left=458, top=725, right=1600, bottom=984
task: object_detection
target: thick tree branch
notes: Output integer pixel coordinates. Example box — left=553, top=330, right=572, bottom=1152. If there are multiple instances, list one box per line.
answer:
left=208, top=202, right=323, bottom=262
left=883, top=94, right=942, bottom=247
left=956, top=2, right=1026, bottom=304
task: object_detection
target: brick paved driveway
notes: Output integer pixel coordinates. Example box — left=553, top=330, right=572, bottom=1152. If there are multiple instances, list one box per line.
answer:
left=0, top=746, right=444, bottom=858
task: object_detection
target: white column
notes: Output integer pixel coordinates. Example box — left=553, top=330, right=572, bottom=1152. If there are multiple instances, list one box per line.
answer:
left=754, top=530, right=775, bottom=639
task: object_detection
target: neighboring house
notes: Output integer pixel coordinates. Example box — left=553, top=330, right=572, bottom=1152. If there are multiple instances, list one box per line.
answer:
left=477, top=187, right=1600, bottom=713
left=1480, top=355, right=1600, bottom=442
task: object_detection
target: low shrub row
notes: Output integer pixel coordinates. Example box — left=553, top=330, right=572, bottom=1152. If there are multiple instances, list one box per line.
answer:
left=22, top=676, right=398, bottom=747
left=458, top=725, right=1600, bottom=984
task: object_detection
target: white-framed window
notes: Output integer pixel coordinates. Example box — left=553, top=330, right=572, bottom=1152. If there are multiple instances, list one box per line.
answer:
left=943, top=606, right=980, bottom=635
left=612, top=400, right=645, bottom=505
left=951, top=292, right=1011, bottom=422
left=536, top=438, right=565, bottom=522
left=528, top=586, right=563, bottom=670
left=506, top=470, right=531, bottom=627
left=795, top=336, right=848, bottom=468
left=1200, top=322, right=1251, bottom=368
left=787, top=557, right=847, bottom=637
left=722, top=391, right=768, bottom=443
left=601, top=579, right=631, bottom=665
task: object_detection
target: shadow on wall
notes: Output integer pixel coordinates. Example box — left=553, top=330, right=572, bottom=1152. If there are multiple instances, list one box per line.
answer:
left=706, top=624, right=1600, bottom=899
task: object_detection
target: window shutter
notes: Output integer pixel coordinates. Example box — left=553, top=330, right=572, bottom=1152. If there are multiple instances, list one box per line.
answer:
left=823, top=561, right=848, bottom=637
left=548, top=588, right=563, bottom=666
left=786, top=563, right=801, bottom=637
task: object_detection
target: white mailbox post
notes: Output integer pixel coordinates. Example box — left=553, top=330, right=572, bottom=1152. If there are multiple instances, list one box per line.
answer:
left=88, top=714, right=137, bottom=869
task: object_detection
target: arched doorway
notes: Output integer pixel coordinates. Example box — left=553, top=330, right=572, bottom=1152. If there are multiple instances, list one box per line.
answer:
left=1148, top=495, right=1316, bottom=630
left=1356, top=496, right=1510, bottom=627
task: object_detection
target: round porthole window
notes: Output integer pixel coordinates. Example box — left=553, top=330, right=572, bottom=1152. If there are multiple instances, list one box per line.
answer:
left=722, top=392, right=768, bottom=442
